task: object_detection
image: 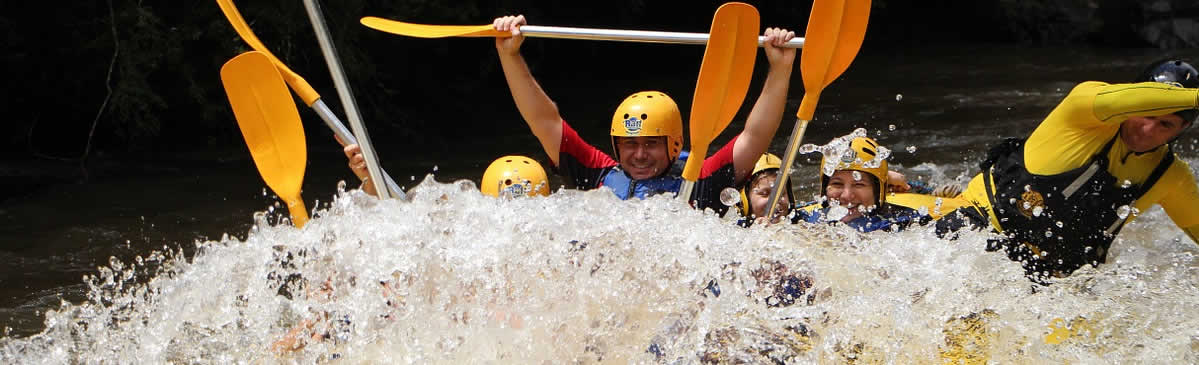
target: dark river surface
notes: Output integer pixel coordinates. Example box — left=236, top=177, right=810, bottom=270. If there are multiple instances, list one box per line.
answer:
left=2, top=43, right=1198, bottom=339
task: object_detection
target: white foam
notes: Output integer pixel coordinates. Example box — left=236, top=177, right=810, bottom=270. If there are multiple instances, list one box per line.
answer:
left=1, top=174, right=1198, bottom=363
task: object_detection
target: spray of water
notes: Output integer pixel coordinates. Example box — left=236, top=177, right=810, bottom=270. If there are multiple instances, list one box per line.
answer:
left=2, top=174, right=1198, bottom=363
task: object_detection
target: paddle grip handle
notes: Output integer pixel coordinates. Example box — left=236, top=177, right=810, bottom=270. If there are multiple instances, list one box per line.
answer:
left=764, top=118, right=810, bottom=221
left=312, top=100, right=408, bottom=200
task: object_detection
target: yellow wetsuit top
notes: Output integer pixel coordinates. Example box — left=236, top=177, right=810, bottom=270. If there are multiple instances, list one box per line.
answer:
left=959, top=81, right=1199, bottom=244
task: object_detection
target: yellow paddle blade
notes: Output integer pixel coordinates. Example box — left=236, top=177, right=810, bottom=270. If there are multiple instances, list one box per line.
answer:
left=825, top=0, right=870, bottom=86
left=795, top=0, right=870, bottom=120
left=220, top=51, right=310, bottom=228
left=215, top=0, right=321, bottom=106
left=887, top=193, right=967, bottom=220
left=361, top=17, right=507, bottom=38
left=680, top=2, right=760, bottom=182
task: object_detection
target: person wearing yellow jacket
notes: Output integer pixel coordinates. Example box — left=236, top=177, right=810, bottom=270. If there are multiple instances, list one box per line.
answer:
left=937, top=59, right=1199, bottom=282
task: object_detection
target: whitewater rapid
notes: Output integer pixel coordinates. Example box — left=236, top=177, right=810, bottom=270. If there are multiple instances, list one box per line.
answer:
left=2, top=167, right=1198, bottom=363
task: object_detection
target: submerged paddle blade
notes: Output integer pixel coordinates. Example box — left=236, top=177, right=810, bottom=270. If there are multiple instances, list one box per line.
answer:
left=216, top=0, right=321, bottom=105
left=361, top=17, right=507, bottom=38
left=221, top=51, right=309, bottom=228
left=680, top=2, right=760, bottom=182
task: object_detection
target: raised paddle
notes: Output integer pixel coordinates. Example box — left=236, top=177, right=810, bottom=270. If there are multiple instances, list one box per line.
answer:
left=764, top=0, right=870, bottom=220
left=676, top=2, right=760, bottom=203
left=220, top=51, right=309, bottom=228
left=216, top=0, right=405, bottom=200
left=359, top=16, right=804, bottom=48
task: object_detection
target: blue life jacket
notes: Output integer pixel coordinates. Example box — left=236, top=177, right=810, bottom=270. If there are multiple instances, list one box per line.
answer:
left=597, top=151, right=690, bottom=200
left=794, top=203, right=925, bottom=233
left=599, top=167, right=683, bottom=200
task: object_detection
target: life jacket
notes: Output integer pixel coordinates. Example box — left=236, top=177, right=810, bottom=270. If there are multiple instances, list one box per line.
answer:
left=598, top=166, right=683, bottom=200
left=791, top=203, right=926, bottom=233
left=981, top=135, right=1174, bottom=278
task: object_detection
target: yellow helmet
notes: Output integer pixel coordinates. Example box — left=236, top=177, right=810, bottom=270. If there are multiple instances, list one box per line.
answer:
left=819, top=137, right=889, bottom=205
left=737, top=153, right=793, bottom=217
left=609, top=91, right=685, bottom=163
left=480, top=155, right=550, bottom=198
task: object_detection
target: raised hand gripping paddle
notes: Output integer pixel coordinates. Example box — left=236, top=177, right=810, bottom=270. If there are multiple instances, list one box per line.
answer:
left=220, top=51, right=309, bottom=228
left=675, top=3, right=761, bottom=204
left=764, top=0, right=870, bottom=220
left=359, top=16, right=804, bottom=48
left=216, top=0, right=406, bottom=200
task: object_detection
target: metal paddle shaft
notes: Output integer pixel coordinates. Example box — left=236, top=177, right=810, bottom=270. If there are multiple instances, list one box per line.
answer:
left=764, top=0, right=870, bottom=221
left=301, top=0, right=391, bottom=199
left=359, top=17, right=804, bottom=48
left=220, top=51, right=310, bottom=228
left=764, top=118, right=810, bottom=219
left=216, top=0, right=407, bottom=200
left=310, top=100, right=406, bottom=197
left=677, top=3, right=760, bottom=204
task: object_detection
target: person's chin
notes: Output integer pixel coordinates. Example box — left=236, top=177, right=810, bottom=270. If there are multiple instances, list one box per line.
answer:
left=626, top=167, right=656, bottom=179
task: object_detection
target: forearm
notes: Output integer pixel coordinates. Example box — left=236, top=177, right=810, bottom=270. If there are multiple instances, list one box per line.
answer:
left=498, top=52, right=562, bottom=163
left=732, top=63, right=793, bottom=178
left=1093, top=82, right=1199, bottom=123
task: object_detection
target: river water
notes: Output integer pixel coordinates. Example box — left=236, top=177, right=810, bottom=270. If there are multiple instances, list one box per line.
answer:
left=2, top=43, right=1199, bottom=363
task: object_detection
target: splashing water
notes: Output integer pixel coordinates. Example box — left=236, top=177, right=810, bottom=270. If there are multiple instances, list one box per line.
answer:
left=2, top=176, right=1199, bottom=363
left=825, top=203, right=850, bottom=222
left=719, top=187, right=741, bottom=207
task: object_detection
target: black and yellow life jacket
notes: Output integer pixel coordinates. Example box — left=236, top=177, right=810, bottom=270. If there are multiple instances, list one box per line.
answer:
left=981, top=135, right=1174, bottom=278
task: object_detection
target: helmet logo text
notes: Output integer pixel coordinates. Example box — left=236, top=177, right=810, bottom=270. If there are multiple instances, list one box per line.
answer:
left=624, top=117, right=643, bottom=135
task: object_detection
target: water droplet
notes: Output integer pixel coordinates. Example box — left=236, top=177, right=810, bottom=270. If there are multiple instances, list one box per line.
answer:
left=852, top=171, right=863, bottom=181
left=826, top=205, right=850, bottom=221
left=823, top=164, right=837, bottom=177
left=888, top=124, right=897, bottom=131
left=875, top=146, right=891, bottom=161
left=895, top=94, right=903, bottom=102
left=1055, top=221, right=1064, bottom=228
left=410, top=176, right=416, bottom=181
left=852, top=128, right=868, bottom=138
left=906, top=145, right=917, bottom=153
left=1022, top=201, right=1032, bottom=210
left=799, top=144, right=817, bottom=154
left=1085, top=246, right=1093, bottom=253
left=455, top=179, right=478, bottom=192
left=1023, top=184, right=1031, bottom=192
left=719, top=187, right=741, bottom=207
left=1121, top=180, right=1132, bottom=188
left=1032, top=206, right=1044, bottom=217
left=917, top=206, right=929, bottom=216
left=1009, top=198, right=1017, bottom=205
left=1116, top=205, right=1131, bottom=219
